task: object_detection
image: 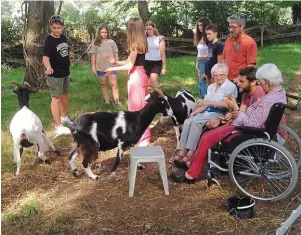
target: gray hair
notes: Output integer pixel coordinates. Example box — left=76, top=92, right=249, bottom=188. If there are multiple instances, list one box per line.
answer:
left=256, top=63, right=283, bottom=86
left=211, top=63, right=229, bottom=76
left=227, top=13, right=246, bottom=27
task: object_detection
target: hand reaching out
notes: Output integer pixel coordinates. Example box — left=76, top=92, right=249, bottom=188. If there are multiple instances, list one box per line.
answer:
left=206, top=119, right=221, bottom=129
left=105, top=54, right=115, bottom=64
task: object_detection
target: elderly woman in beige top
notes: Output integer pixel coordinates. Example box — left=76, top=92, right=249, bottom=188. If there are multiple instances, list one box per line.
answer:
left=90, top=24, right=120, bottom=105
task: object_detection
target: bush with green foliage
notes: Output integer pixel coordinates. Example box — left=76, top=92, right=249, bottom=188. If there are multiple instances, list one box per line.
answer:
left=1, top=18, right=22, bottom=44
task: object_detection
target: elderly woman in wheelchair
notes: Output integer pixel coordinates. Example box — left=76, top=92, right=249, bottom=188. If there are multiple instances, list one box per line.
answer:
left=170, top=63, right=299, bottom=202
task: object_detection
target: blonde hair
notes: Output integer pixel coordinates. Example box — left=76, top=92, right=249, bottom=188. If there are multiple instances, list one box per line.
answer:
left=127, top=17, right=148, bottom=53
left=94, top=24, right=111, bottom=46
left=145, top=21, right=160, bottom=36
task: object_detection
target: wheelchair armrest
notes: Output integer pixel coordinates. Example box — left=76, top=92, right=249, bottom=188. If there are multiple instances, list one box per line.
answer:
left=218, top=126, right=265, bottom=145
left=234, top=126, right=267, bottom=135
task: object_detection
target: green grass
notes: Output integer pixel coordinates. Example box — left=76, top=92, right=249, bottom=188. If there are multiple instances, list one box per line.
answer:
left=257, top=42, right=301, bottom=79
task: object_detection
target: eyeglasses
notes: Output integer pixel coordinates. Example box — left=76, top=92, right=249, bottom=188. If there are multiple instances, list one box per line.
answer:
left=229, top=25, right=241, bottom=30
left=257, top=79, right=269, bottom=85
left=214, top=74, right=226, bottom=78
left=49, top=15, right=64, bottom=25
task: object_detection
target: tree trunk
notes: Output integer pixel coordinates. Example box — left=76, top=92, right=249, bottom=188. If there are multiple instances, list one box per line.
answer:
left=138, top=1, right=151, bottom=24
left=57, top=1, right=63, bottom=15
left=292, top=2, right=301, bottom=24
left=23, top=1, right=54, bottom=90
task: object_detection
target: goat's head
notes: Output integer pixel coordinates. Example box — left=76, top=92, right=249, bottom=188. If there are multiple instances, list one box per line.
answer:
left=145, top=85, right=174, bottom=116
left=9, top=81, right=36, bottom=109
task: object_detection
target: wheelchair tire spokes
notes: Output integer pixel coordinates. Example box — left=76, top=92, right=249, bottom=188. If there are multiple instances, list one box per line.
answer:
left=278, top=124, right=301, bottom=169
left=229, top=139, right=298, bottom=201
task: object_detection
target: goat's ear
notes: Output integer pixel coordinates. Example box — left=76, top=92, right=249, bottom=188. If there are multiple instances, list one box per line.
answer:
left=145, top=94, right=151, bottom=102
left=12, top=89, right=18, bottom=95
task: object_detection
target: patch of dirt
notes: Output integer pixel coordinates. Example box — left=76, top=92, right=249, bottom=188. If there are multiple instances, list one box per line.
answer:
left=2, top=118, right=301, bottom=235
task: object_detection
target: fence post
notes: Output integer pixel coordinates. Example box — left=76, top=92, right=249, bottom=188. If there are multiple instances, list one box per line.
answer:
left=260, top=25, right=264, bottom=47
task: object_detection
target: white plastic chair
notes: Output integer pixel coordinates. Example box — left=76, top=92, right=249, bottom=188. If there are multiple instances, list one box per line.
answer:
left=128, top=146, right=169, bottom=197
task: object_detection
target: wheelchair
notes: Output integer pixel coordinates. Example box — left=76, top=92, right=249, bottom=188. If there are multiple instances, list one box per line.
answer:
left=207, top=94, right=301, bottom=202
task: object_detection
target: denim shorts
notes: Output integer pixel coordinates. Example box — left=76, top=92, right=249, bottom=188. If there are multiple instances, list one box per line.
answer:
left=97, top=71, right=117, bottom=77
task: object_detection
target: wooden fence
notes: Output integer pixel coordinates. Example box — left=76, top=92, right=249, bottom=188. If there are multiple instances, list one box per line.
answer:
left=165, top=23, right=301, bottom=56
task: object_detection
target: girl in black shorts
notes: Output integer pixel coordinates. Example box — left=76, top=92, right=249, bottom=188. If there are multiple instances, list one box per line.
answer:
left=145, top=21, right=167, bottom=87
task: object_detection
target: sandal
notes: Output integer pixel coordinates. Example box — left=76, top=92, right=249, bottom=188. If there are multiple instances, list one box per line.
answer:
left=168, top=154, right=185, bottom=163
left=180, top=155, right=192, bottom=163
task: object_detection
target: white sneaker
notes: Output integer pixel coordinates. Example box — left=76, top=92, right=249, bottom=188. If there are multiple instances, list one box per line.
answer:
left=61, top=116, right=73, bottom=126
left=53, top=125, right=71, bottom=139
left=138, top=140, right=150, bottom=147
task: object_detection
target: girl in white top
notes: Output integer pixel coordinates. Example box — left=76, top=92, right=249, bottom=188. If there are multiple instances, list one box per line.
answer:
left=90, top=24, right=120, bottom=104
left=145, top=21, right=167, bottom=87
left=194, top=17, right=212, bottom=99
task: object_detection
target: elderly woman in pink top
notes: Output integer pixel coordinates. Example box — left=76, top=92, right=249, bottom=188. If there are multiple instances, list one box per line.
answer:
left=170, top=63, right=287, bottom=184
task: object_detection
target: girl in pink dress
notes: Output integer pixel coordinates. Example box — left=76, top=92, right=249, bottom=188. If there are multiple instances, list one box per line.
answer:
left=105, top=17, right=150, bottom=147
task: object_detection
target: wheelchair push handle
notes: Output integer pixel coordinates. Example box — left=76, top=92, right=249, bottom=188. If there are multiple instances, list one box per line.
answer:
left=286, top=93, right=301, bottom=111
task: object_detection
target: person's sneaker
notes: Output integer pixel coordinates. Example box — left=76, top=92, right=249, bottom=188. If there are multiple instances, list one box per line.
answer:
left=53, top=125, right=71, bottom=139
left=138, top=139, right=150, bottom=147
left=61, top=116, right=73, bottom=126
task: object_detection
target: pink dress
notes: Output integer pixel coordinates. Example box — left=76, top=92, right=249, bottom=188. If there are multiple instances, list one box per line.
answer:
left=127, top=53, right=151, bottom=144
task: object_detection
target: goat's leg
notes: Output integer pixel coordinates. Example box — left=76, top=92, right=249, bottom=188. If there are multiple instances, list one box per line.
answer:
left=14, top=144, right=22, bottom=176
left=82, top=157, right=100, bottom=180
left=42, top=133, right=60, bottom=155
left=110, top=142, right=124, bottom=178
left=37, top=144, right=51, bottom=164
left=81, top=141, right=100, bottom=180
left=174, top=125, right=181, bottom=149
left=69, top=149, right=79, bottom=177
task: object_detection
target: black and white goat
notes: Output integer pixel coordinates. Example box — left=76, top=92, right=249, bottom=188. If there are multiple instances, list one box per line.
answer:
left=9, top=81, right=58, bottom=175
left=161, top=89, right=196, bottom=148
left=69, top=89, right=173, bottom=179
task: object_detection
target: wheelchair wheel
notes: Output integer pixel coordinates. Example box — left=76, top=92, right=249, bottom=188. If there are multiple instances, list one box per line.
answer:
left=229, top=139, right=298, bottom=202
left=278, top=124, right=301, bottom=169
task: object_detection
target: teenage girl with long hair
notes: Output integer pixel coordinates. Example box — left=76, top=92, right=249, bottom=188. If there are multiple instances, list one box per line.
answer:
left=90, top=24, right=120, bottom=104
left=105, top=17, right=150, bottom=147
left=194, top=17, right=211, bottom=99
left=145, top=21, right=166, bottom=87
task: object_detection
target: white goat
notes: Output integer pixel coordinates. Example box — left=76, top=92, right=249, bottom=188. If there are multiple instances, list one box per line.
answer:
left=9, top=81, right=59, bottom=175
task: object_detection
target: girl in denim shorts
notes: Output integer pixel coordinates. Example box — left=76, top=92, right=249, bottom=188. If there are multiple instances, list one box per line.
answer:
left=90, top=24, right=120, bottom=104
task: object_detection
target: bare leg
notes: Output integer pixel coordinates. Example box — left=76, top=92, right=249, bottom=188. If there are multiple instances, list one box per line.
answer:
left=148, top=73, right=159, bottom=87
left=99, top=76, right=110, bottom=103
left=60, top=94, right=69, bottom=117
left=51, top=96, right=61, bottom=126
left=108, top=74, right=119, bottom=103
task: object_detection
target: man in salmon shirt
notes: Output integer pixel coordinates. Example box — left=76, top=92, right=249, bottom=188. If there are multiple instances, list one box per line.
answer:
left=222, top=14, right=257, bottom=82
